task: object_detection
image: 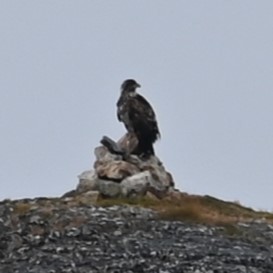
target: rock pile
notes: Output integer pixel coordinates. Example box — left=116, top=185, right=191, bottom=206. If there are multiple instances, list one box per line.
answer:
left=75, top=144, right=175, bottom=199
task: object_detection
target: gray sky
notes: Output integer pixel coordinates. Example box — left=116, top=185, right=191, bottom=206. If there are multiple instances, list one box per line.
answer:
left=1, top=1, right=273, bottom=210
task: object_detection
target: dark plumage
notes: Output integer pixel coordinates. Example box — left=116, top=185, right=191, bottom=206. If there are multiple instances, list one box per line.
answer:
left=117, top=79, right=160, bottom=156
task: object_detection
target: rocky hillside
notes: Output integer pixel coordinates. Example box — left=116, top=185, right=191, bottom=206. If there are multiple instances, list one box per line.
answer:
left=1, top=141, right=273, bottom=273
left=0, top=195, right=273, bottom=273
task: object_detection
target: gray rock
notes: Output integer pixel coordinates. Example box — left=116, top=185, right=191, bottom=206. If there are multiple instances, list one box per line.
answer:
left=98, top=180, right=121, bottom=198
left=95, top=160, right=140, bottom=181
left=94, top=146, right=122, bottom=162
left=125, top=155, right=174, bottom=189
left=138, top=156, right=173, bottom=189
left=77, top=170, right=99, bottom=193
left=121, top=171, right=151, bottom=197
left=77, top=144, right=176, bottom=199
left=117, top=132, right=139, bottom=155
left=120, top=169, right=168, bottom=198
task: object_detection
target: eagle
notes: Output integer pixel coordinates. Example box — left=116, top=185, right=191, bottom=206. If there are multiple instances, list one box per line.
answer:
left=117, top=79, right=160, bottom=157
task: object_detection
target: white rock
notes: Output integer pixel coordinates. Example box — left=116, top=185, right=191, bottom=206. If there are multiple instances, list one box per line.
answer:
left=121, top=171, right=151, bottom=197
left=95, top=160, right=139, bottom=181
left=94, top=146, right=122, bottom=162
left=77, top=170, right=99, bottom=193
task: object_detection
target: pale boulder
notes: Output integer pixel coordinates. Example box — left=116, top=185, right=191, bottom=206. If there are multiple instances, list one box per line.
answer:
left=77, top=170, right=99, bottom=193
left=96, top=160, right=140, bottom=181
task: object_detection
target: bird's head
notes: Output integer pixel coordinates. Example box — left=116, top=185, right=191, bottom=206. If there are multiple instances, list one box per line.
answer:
left=121, top=79, right=141, bottom=94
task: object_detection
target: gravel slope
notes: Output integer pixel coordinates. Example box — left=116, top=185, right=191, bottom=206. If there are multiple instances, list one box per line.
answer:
left=0, top=198, right=273, bottom=273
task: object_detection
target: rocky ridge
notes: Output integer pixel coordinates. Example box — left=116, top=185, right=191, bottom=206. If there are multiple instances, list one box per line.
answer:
left=0, top=197, right=273, bottom=273
left=2, top=140, right=273, bottom=273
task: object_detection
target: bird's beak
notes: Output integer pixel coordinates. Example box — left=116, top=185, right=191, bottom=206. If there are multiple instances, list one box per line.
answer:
left=136, top=83, right=141, bottom=88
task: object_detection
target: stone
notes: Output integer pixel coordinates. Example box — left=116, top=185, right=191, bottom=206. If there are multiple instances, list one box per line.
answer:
left=98, top=180, right=121, bottom=198
left=166, top=172, right=175, bottom=188
left=121, top=171, right=151, bottom=197
left=95, top=160, right=140, bottom=181
left=80, top=190, right=99, bottom=205
left=117, top=132, right=139, bottom=155
left=61, top=190, right=78, bottom=198
left=77, top=142, right=175, bottom=199
left=77, top=170, right=99, bottom=193
left=125, top=154, right=174, bottom=192
left=164, top=188, right=182, bottom=201
left=100, top=136, right=124, bottom=155
left=138, top=156, right=173, bottom=189
left=94, top=146, right=122, bottom=162
left=145, top=191, right=160, bottom=201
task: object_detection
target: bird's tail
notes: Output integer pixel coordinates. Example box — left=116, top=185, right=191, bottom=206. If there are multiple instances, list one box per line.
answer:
left=137, top=138, right=155, bottom=157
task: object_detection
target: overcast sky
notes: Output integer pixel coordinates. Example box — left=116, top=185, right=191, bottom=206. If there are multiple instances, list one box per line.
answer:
left=1, top=1, right=273, bottom=210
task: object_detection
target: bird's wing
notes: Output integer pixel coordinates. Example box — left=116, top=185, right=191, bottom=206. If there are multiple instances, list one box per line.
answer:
left=128, top=94, right=160, bottom=138
left=116, top=96, right=124, bottom=121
